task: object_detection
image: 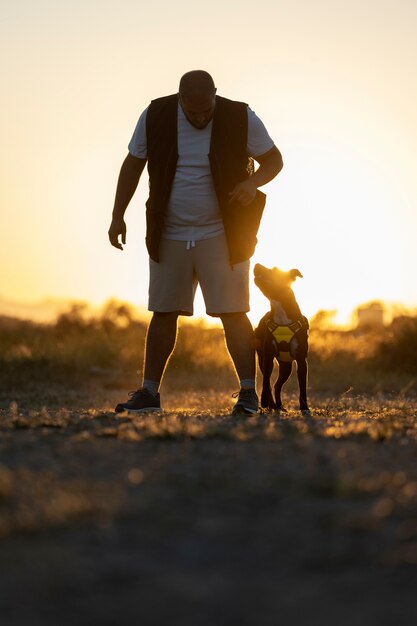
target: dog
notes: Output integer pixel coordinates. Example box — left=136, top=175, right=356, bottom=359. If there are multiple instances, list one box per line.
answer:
left=254, top=263, right=310, bottom=414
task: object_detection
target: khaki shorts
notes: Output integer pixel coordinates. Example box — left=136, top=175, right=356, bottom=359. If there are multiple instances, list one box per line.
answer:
left=148, top=233, right=250, bottom=316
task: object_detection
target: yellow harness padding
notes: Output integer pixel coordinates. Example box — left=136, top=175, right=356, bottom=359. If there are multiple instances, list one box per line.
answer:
left=267, top=319, right=303, bottom=362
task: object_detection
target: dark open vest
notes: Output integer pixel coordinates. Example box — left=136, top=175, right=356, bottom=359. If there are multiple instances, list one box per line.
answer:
left=145, top=94, right=266, bottom=264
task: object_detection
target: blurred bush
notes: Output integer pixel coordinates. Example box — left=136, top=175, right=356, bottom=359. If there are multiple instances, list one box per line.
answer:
left=0, top=301, right=146, bottom=387
left=1, top=304, right=416, bottom=394
left=0, top=301, right=231, bottom=389
left=372, top=316, right=417, bottom=374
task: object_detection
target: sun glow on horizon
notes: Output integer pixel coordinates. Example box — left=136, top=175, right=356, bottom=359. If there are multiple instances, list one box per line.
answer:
left=1, top=1, right=416, bottom=322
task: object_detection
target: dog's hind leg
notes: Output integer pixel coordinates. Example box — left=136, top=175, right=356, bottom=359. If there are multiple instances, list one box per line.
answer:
left=274, top=361, right=292, bottom=411
left=295, top=357, right=309, bottom=413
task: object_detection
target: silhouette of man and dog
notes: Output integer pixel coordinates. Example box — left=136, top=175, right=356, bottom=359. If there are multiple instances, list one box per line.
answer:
left=109, top=70, right=308, bottom=415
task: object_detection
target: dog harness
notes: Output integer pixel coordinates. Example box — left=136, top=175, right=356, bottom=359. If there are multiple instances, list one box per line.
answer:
left=266, top=318, right=305, bottom=362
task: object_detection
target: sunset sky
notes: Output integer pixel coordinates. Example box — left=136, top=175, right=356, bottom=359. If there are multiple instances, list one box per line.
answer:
left=1, top=0, right=416, bottom=325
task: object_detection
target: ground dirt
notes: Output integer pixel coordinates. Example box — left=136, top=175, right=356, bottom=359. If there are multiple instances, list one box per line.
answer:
left=1, top=384, right=417, bottom=626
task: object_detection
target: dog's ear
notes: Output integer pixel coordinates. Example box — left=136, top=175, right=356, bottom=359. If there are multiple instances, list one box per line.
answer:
left=289, top=269, right=303, bottom=281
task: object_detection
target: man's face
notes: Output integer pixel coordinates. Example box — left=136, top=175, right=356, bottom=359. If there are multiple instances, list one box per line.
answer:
left=179, top=91, right=216, bottom=129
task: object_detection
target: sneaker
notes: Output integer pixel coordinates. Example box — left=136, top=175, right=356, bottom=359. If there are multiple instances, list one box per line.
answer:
left=231, top=388, right=259, bottom=415
left=115, top=388, right=162, bottom=414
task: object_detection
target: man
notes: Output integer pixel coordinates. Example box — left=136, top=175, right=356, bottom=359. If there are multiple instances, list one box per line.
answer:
left=108, top=70, right=283, bottom=415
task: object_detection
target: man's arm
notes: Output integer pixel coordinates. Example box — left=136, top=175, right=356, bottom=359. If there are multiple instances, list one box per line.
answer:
left=108, top=153, right=147, bottom=250
left=228, top=146, right=283, bottom=206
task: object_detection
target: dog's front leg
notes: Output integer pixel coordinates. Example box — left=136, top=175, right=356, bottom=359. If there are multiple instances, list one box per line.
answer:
left=296, top=357, right=309, bottom=413
left=274, top=361, right=292, bottom=411
left=260, top=340, right=275, bottom=410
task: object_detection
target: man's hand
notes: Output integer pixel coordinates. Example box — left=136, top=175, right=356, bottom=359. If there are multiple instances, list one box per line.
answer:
left=108, top=217, right=127, bottom=250
left=228, top=147, right=284, bottom=206
left=108, top=153, right=147, bottom=251
left=228, top=178, right=257, bottom=206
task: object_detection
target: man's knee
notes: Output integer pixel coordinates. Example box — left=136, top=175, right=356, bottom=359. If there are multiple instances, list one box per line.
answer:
left=152, top=311, right=180, bottom=319
left=220, top=314, right=255, bottom=346
left=220, top=312, right=251, bottom=326
left=150, top=311, right=179, bottom=327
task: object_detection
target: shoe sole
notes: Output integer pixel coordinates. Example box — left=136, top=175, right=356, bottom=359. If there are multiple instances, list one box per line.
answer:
left=126, top=407, right=163, bottom=414
left=232, top=407, right=258, bottom=415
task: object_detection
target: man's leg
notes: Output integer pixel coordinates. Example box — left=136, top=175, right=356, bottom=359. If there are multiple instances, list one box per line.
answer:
left=193, top=234, right=257, bottom=412
left=115, top=237, right=193, bottom=414
left=220, top=312, right=256, bottom=383
left=220, top=312, right=258, bottom=414
left=145, top=238, right=195, bottom=391
left=142, top=311, right=179, bottom=387
left=114, top=311, right=179, bottom=413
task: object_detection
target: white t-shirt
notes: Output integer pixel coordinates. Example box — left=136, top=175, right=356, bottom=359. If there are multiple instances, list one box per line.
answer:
left=128, top=103, right=275, bottom=241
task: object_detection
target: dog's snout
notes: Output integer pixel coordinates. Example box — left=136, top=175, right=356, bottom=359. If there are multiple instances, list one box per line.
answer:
left=254, top=263, right=267, bottom=277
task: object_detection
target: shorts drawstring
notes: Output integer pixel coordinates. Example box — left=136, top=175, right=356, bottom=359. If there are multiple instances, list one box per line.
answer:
left=186, top=240, right=196, bottom=250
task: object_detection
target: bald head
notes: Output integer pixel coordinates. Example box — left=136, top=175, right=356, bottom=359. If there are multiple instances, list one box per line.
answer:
left=179, top=70, right=216, bottom=98
left=178, top=70, right=217, bottom=129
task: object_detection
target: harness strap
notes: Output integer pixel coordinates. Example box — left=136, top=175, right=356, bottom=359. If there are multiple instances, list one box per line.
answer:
left=266, top=318, right=305, bottom=335
left=266, top=317, right=306, bottom=363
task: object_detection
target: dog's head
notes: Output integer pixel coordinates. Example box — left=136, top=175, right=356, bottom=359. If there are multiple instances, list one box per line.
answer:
left=254, top=263, right=303, bottom=301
